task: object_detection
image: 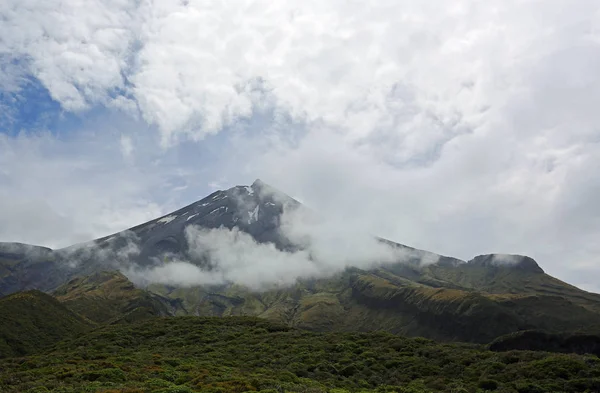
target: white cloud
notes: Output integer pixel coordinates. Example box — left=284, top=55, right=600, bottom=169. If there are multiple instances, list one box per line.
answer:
left=120, top=134, right=134, bottom=160
left=57, top=230, right=142, bottom=268
left=127, top=218, right=428, bottom=290
left=278, top=205, right=422, bottom=269
left=0, top=0, right=137, bottom=110
left=2, top=0, right=597, bottom=146
left=0, top=128, right=171, bottom=248
left=233, top=125, right=600, bottom=291
left=0, top=0, right=599, bottom=293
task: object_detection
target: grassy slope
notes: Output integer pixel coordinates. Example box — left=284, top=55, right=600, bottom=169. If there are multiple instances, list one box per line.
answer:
left=424, top=263, right=600, bottom=313
left=0, top=290, right=94, bottom=358
left=53, top=271, right=182, bottom=324
left=147, top=265, right=600, bottom=343
left=1, top=316, right=600, bottom=393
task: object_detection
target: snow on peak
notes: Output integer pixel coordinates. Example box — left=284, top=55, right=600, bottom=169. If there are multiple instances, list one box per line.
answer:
left=248, top=205, right=259, bottom=224
left=245, top=186, right=254, bottom=196
left=157, top=215, right=177, bottom=224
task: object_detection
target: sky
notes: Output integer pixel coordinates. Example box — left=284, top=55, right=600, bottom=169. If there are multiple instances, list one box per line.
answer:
left=1, top=0, right=600, bottom=292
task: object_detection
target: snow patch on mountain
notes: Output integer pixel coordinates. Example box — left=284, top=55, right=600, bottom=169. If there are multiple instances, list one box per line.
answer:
left=209, top=207, right=223, bottom=215
left=157, top=215, right=177, bottom=224
left=248, top=205, right=259, bottom=224
left=187, top=213, right=199, bottom=221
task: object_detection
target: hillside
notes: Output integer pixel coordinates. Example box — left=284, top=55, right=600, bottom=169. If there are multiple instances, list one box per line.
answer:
left=147, top=266, right=600, bottom=343
left=1, top=316, right=600, bottom=393
left=53, top=271, right=184, bottom=324
left=0, top=290, right=94, bottom=358
left=423, top=255, right=600, bottom=314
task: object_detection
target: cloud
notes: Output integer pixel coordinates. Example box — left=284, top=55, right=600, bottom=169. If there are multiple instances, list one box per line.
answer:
left=490, top=254, right=526, bottom=266
left=1, top=0, right=600, bottom=293
left=0, top=0, right=137, bottom=111
left=234, top=122, right=600, bottom=289
left=0, top=241, right=52, bottom=259
left=278, top=204, right=429, bottom=268
left=125, top=203, right=435, bottom=290
left=120, top=135, right=134, bottom=160
left=57, top=230, right=142, bottom=269
left=124, top=226, right=316, bottom=290
left=0, top=122, right=186, bottom=248
left=2, top=1, right=597, bottom=145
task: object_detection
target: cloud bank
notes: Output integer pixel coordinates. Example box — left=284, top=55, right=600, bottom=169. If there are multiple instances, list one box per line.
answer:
left=1, top=0, right=599, bottom=292
left=125, top=204, right=433, bottom=290
left=3, top=1, right=597, bottom=145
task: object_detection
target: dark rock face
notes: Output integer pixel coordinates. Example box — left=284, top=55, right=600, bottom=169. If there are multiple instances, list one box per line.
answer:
left=468, top=254, right=544, bottom=274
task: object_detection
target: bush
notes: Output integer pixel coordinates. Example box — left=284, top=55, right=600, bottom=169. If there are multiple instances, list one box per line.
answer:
left=152, top=387, right=194, bottom=393
left=514, top=382, right=545, bottom=393
left=478, top=379, right=499, bottom=391
left=2, top=317, right=600, bottom=393
left=80, top=367, right=126, bottom=382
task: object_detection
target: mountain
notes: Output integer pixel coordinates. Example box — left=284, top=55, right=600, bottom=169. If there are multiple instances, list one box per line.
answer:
left=0, top=290, right=94, bottom=358
left=93, top=178, right=301, bottom=264
left=1, top=179, right=600, bottom=343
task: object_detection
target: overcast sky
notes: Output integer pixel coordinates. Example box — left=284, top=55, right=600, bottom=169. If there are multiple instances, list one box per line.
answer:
left=1, top=1, right=599, bottom=292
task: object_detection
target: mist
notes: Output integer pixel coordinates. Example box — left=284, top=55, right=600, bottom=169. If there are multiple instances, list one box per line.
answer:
left=124, top=203, right=436, bottom=291
left=55, top=231, right=142, bottom=270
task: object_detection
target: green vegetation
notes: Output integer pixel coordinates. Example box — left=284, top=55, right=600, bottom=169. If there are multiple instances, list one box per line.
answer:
left=3, top=271, right=600, bottom=392
left=489, top=330, right=600, bottom=357
left=145, top=266, right=600, bottom=344
left=4, top=240, right=600, bottom=345
left=424, top=261, right=600, bottom=314
left=0, top=291, right=94, bottom=358
left=53, top=271, right=179, bottom=324
left=1, top=316, right=600, bottom=393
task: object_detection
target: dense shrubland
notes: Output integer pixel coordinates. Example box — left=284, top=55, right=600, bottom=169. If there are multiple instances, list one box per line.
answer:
left=1, top=317, right=599, bottom=393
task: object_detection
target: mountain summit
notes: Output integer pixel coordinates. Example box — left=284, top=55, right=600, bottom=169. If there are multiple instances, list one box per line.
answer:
left=93, top=179, right=302, bottom=263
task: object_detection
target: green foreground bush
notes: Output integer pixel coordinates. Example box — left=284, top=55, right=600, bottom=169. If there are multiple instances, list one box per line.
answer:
left=1, top=317, right=599, bottom=393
